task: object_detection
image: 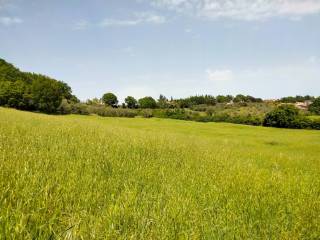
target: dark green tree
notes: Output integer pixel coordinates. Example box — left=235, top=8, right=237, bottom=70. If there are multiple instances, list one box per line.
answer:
left=102, top=92, right=118, bottom=107
left=0, top=58, right=76, bottom=113
left=138, top=97, right=157, bottom=109
left=216, top=95, right=228, bottom=103
left=125, top=96, right=138, bottom=109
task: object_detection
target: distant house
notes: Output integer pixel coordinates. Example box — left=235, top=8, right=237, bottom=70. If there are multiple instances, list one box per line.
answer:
left=295, top=101, right=313, bottom=110
left=226, top=100, right=234, bottom=105
left=264, top=99, right=277, bottom=103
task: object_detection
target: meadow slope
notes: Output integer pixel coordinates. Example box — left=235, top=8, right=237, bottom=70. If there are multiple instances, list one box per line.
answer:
left=0, top=108, right=319, bottom=239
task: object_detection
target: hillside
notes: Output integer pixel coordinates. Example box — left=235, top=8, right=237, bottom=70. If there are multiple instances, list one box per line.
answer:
left=0, top=107, right=319, bottom=239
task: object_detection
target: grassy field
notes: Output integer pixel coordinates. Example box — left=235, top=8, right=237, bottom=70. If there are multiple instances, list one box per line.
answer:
left=0, top=108, right=319, bottom=239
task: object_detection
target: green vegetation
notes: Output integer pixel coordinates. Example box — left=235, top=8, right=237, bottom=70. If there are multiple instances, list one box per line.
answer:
left=125, top=96, right=138, bottom=109
left=138, top=96, right=157, bottom=109
left=0, top=58, right=77, bottom=113
left=309, top=97, right=320, bottom=115
left=102, top=92, right=119, bottom=107
left=263, top=105, right=320, bottom=130
left=0, top=58, right=319, bottom=130
left=0, top=107, right=320, bottom=239
left=308, top=115, right=320, bottom=120
left=280, top=95, right=315, bottom=103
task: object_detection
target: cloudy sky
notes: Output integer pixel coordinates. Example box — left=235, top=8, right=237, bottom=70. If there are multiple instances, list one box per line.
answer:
left=1, top=0, right=320, bottom=101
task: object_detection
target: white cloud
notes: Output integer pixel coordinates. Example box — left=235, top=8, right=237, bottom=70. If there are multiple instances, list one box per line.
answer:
left=0, top=16, right=22, bottom=26
left=100, top=12, right=166, bottom=27
left=206, top=69, right=234, bottom=82
left=100, top=19, right=140, bottom=27
left=308, top=56, right=319, bottom=64
left=73, top=20, right=89, bottom=30
left=147, top=0, right=320, bottom=21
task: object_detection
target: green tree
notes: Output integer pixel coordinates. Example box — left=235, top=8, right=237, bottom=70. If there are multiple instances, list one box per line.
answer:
left=86, top=98, right=101, bottom=105
left=138, top=97, right=157, bottom=109
left=309, top=97, right=320, bottom=115
left=0, top=59, right=75, bottom=113
left=216, top=95, right=228, bottom=103
left=263, top=104, right=300, bottom=128
left=30, top=75, right=73, bottom=113
left=102, top=92, right=118, bottom=107
left=125, top=96, right=138, bottom=109
left=158, top=94, right=168, bottom=108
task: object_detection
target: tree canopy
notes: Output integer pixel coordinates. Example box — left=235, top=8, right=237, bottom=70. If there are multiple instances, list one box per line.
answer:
left=138, top=97, right=157, bottom=109
left=0, top=58, right=77, bottom=113
left=102, top=92, right=118, bottom=107
left=125, top=96, right=138, bottom=109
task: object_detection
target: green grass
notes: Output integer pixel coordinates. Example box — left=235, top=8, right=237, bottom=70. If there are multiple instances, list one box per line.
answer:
left=308, top=115, right=320, bottom=120
left=0, top=107, right=320, bottom=239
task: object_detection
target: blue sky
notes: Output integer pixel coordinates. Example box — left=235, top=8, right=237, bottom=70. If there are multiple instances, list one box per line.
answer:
left=1, top=0, right=320, bottom=101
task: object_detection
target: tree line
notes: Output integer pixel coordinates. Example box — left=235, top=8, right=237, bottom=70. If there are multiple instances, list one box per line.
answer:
left=91, top=92, right=263, bottom=109
left=1, top=58, right=320, bottom=129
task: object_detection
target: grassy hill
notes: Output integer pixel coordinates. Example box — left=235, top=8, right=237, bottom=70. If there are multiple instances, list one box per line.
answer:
left=0, top=107, right=319, bottom=239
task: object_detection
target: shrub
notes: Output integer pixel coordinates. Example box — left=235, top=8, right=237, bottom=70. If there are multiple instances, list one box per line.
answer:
left=138, top=109, right=153, bottom=118
left=290, top=117, right=313, bottom=129
left=263, top=105, right=300, bottom=128
left=308, top=97, right=320, bottom=115
left=71, top=103, right=90, bottom=115
left=311, top=119, right=320, bottom=130
left=58, top=99, right=72, bottom=114
left=87, top=105, right=137, bottom=118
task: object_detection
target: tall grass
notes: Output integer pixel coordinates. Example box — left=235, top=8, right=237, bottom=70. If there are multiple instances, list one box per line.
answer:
left=0, top=107, right=319, bottom=239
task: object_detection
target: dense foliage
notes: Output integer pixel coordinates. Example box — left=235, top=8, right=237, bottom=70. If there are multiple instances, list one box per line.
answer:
left=102, top=92, right=118, bottom=107
left=308, top=97, right=320, bottom=115
left=262, top=104, right=319, bottom=129
left=280, top=95, right=314, bottom=103
left=0, top=59, right=77, bottom=113
left=125, top=96, right=138, bottom=109
left=263, top=105, right=300, bottom=128
left=138, top=96, right=157, bottom=109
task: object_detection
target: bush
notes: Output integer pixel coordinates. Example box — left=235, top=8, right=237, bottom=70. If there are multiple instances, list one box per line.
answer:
left=152, top=109, right=199, bottom=121
left=87, top=105, right=137, bottom=118
left=308, top=97, right=320, bottom=115
left=138, top=109, right=153, bottom=118
left=58, top=99, right=72, bottom=114
left=71, top=103, right=90, bottom=115
left=263, top=105, right=300, bottom=128
left=311, top=119, right=320, bottom=130
left=211, top=113, right=263, bottom=126
left=290, top=117, right=313, bottom=129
